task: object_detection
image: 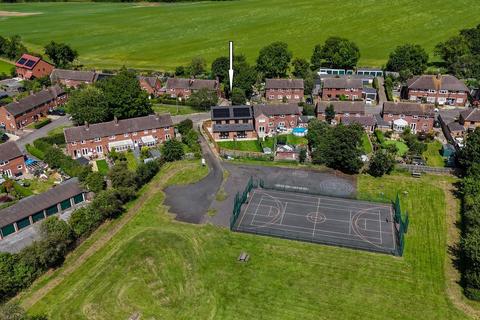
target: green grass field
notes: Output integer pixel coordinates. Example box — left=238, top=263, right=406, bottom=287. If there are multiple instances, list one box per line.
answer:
left=153, top=104, right=199, bottom=116
left=384, top=140, right=409, bottom=156
left=0, top=1, right=479, bottom=70
left=423, top=140, right=446, bottom=167
left=0, top=59, right=13, bottom=74
left=19, top=161, right=470, bottom=319
left=218, top=140, right=263, bottom=152
left=95, top=159, right=109, bottom=175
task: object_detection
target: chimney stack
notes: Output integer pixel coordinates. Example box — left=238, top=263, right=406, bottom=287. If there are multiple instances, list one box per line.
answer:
left=114, top=116, right=119, bottom=125
left=85, top=121, right=89, bottom=130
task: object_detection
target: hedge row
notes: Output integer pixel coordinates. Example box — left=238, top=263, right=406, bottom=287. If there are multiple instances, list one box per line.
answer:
left=33, top=118, right=52, bottom=129
left=0, top=159, right=163, bottom=302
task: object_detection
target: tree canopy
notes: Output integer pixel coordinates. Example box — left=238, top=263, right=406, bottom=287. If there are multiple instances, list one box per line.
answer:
left=67, top=86, right=110, bottom=125
left=460, top=128, right=480, bottom=170
left=187, top=87, right=219, bottom=110
left=44, top=41, right=78, bottom=68
left=256, top=41, right=292, bottom=78
left=386, top=44, right=429, bottom=76
left=211, top=56, right=229, bottom=83
left=231, top=87, right=246, bottom=105
left=311, top=37, right=360, bottom=70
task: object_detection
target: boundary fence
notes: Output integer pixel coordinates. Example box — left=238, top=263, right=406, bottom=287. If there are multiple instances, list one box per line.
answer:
left=393, top=194, right=409, bottom=256
left=230, top=177, right=258, bottom=229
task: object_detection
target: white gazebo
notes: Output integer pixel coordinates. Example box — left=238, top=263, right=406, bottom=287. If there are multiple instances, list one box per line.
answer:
left=393, top=118, right=408, bottom=132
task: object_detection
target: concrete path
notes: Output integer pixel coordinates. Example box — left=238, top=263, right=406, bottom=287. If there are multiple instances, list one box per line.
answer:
left=17, top=115, right=72, bottom=152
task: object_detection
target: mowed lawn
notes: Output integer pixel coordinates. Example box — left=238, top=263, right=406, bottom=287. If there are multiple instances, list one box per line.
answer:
left=0, top=59, right=13, bottom=74
left=21, top=161, right=469, bottom=319
left=0, top=1, right=479, bottom=70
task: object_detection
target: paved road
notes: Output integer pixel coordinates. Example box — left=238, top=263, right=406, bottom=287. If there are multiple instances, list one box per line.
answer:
left=16, top=116, right=72, bottom=152
left=172, top=112, right=209, bottom=124
left=377, top=77, right=387, bottom=107
left=163, top=130, right=223, bottom=223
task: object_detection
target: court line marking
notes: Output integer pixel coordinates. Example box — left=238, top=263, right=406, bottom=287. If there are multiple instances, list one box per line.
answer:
left=237, top=188, right=256, bottom=227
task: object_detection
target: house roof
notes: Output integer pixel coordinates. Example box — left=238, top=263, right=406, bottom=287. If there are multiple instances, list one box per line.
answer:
left=341, top=115, right=376, bottom=127
left=383, top=102, right=435, bottom=117
left=138, top=76, right=159, bottom=88
left=51, top=69, right=97, bottom=83
left=15, top=54, right=41, bottom=70
left=374, top=114, right=390, bottom=127
left=317, top=101, right=366, bottom=114
left=0, top=178, right=84, bottom=228
left=0, top=142, right=23, bottom=162
left=212, top=123, right=254, bottom=133
left=166, top=78, right=218, bottom=91
left=4, top=85, right=65, bottom=117
left=460, top=108, right=480, bottom=122
left=64, top=114, right=173, bottom=143
left=407, top=74, right=469, bottom=92
left=363, top=87, right=377, bottom=94
left=448, top=122, right=465, bottom=132
left=211, top=106, right=253, bottom=120
left=265, top=79, right=304, bottom=90
left=252, top=104, right=300, bottom=118
left=322, top=77, right=363, bottom=89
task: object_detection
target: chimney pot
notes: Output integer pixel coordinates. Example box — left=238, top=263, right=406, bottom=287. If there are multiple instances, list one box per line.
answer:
left=85, top=121, right=89, bottom=130
left=114, top=116, right=119, bottom=125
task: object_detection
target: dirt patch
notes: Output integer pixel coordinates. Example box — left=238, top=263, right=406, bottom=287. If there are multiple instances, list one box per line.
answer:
left=0, top=11, right=41, bottom=17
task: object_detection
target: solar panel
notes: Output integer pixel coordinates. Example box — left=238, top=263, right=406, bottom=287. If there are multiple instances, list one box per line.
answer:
left=212, top=108, right=230, bottom=119
left=25, top=60, right=36, bottom=68
left=17, top=58, right=27, bottom=65
left=233, top=107, right=251, bottom=118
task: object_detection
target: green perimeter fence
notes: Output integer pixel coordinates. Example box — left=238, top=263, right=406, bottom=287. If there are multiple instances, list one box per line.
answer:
left=393, top=194, right=409, bottom=256
left=230, top=177, right=257, bottom=229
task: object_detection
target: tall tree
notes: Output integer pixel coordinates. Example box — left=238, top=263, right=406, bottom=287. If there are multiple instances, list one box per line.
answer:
left=292, top=57, right=310, bottom=79
left=66, top=86, right=110, bottom=125
left=211, top=56, right=229, bottom=83
left=187, top=87, right=218, bottom=110
left=386, top=44, right=429, bottom=75
left=1, top=35, right=27, bottom=60
left=44, top=41, right=78, bottom=68
left=96, top=68, right=152, bottom=119
left=368, top=150, right=395, bottom=177
left=256, top=42, right=292, bottom=78
left=311, top=37, right=360, bottom=69
left=325, top=104, right=335, bottom=124
left=460, top=128, right=480, bottom=170
left=233, top=54, right=258, bottom=98
left=189, top=56, right=206, bottom=76
left=231, top=87, right=246, bottom=105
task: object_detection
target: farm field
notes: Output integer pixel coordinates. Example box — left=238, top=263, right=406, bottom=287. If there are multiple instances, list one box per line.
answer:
left=0, top=1, right=479, bottom=70
left=19, top=161, right=470, bottom=319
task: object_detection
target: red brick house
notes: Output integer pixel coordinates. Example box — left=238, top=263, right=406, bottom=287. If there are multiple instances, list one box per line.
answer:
left=341, top=115, right=376, bottom=133
left=0, top=141, right=26, bottom=178
left=316, top=101, right=366, bottom=124
left=50, top=69, right=98, bottom=88
left=265, top=79, right=304, bottom=103
left=253, top=104, right=301, bottom=138
left=138, top=76, right=162, bottom=97
left=210, top=106, right=256, bottom=141
left=15, top=54, right=54, bottom=80
left=382, top=102, right=435, bottom=133
left=64, top=114, right=174, bottom=159
left=406, top=74, right=469, bottom=106
left=0, top=85, right=66, bottom=133
left=164, top=78, right=220, bottom=99
left=321, top=77, right=363, bottom=101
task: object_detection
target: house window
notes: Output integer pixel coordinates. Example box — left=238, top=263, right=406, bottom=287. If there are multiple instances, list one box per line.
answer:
left=269, top=122, right=274, bottom=127
left=94, top=137, right=101, bottom=142
left=439, top=90, right=448, bottom=94
left=219, top=132, right=229, bottom=139
left=0, top=161, right=9, bottom=166
left=152, top=129, right=157, bottom=133
left=428, top=89, right=436, bottom=93
left=81, top=140, right=86, bottom=144
left=277, top=95, right=282, bottom=99
left=258, top=126, right=265, bottom=133
left=17, top=165, right=22, bottom=170
left=388, top=114, right=393, bottom=117
left=96, top=145, right=103, bottom=153
left=144, top=130, right=149, bottom=134
left=124, top=133, right=129, bottom=137
left=81, top=148, right=88, bottom=156
left=457, top=98, right=464, bottom=104
left=413, top=115, right=418, bottom=119
left=294, top=95, right=299, bottom=99
left=71, top=142, right=77, bottom=146
left=269, top=95, right=274, bottom=99
left=243, top=119, right=249, bottom=124
left=109, top=135, right=116, bottom=140
left=165, top=134, right=171, bottom=140
left=236, top=131, right=247, bottom=138
left=280, top=115, right=285, bottom=118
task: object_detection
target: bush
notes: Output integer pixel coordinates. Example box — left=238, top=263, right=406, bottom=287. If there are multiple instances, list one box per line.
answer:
left=277, top=135, right=287, bottom=145
left=84, top=171, right=106, bottom=193
left=162, top=139, right=185, bottom=162
left=177, top=119, right=193, bottom=136
left=69, top=207, right=101, bottom=238
left=25, top=143, right=45, bottom=160
left=136, top=160, right=161, bottom=187
left=33, top=118, right=52, bottom=129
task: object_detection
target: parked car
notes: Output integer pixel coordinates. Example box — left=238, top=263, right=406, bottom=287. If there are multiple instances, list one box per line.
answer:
left=49, top=109, right=66, bottom=116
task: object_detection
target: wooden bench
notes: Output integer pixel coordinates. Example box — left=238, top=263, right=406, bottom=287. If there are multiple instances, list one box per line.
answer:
left=412, top=171, right=421, bottom=178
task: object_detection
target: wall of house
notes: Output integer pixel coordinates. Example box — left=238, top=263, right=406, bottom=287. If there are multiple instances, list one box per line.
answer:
left=66, top=126, right=174, bottom=158
left=255, top=113, right=298, bottom=137
left=266, top=89, right=304, bottom=102
left=58, top=79, right=93, bottom=89
left=0, top=95, right=67, bottom=133
left=317, top=112, right=364, bottom=124
left=408, top=89, right=468, bottom=106
left=16, top=61, right=54, bottom=80
left=383, top=114, right=434, bottom=132
left=0, top=156, right=26, bottom=178
left=139, top=80, right=161, bottom=96
left=212, top=130, right=257, bottom=141
left=321, top=88, right=362, bottom=101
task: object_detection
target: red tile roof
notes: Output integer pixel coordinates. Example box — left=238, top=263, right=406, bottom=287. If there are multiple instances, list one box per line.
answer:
left=15, top=54, right=41, bottom=70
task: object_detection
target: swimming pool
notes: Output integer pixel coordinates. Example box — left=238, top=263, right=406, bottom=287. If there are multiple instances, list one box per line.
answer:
left=292, top=127, right=308, bottom=136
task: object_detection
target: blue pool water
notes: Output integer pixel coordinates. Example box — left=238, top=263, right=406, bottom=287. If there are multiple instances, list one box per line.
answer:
left=25, top=159, right=37, bottom=165
left=292, top=127, right=308, bottom=136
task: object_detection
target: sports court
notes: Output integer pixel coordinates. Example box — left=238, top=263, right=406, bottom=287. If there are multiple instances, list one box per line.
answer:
left=233, top=188, right=397, bottom=255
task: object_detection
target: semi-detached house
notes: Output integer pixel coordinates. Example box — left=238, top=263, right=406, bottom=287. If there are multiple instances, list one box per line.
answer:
left=265, top=79, right=304, bottom=103
left=253, top=104, right=301, bottom=138
left=382, top=102, right=435, bottom=133
left=0, top=141, right=26, bottom=178
left=406, top=74, right=469, bottom=107
left=0, top=85, right=66, bottom=133
left=64, top=114, right=174, bottom=159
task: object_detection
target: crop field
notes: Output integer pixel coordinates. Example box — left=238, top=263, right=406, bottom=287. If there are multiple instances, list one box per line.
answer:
left=0, top=1, right=479, bottom=70
left=18, top=161, right=470, bottom=319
